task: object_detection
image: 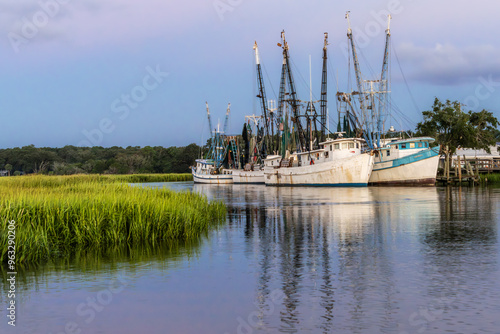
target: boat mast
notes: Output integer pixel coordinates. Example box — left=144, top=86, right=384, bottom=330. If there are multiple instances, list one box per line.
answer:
left=378, top=15, right=391, bottom=147
left=277, top=53, right=288, bottom=157
left=309, top=55, right=313, bottom=151
left=320, top=32, right=328, bottom=142
left=254, top=42, right=272, bottom=155
left=281, top=30, right=307, bottom=152
left=346, top=12, right=373, bottom=149
left=206, top=101, right=214, bottom=138
left=223, top=103, right=231, bottom=134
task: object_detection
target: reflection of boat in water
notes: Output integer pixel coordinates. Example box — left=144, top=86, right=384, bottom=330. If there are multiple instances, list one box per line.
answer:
left=264, top=138, right=374, bottom=187
left=191, top=181, right=442, bottom=333
left=370, top=137, right=440, bottom=186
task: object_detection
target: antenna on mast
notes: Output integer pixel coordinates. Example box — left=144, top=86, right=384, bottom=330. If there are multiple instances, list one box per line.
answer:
left=206, top=101, right=214, bottom=137
left=309, top=55, right=313, bottom=104
left=346, top=11, right=352, bottom=34
left=253, top=41, right=260, bottom=65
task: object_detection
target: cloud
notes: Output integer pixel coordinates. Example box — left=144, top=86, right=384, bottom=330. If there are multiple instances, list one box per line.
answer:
left=0, top=0, right=213, bottom=53
left=395, top=43, right=500, bottom=85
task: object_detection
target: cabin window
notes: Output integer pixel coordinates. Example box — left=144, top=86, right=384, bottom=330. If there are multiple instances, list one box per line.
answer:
left=401, top=143, right=406, bottom=149
left=334, top=144, right=340, bottom=150
left=387, top=150, right=390, bottom=157
left=418, top=142, right=422, bottom=148
left=410, top=143, right=415, bottom=148
left=425, top=142, right=428, bottom=148
left=356, top=143, right=359, bottom=148
left=348, top=143, right=354, bottom=149
left=330, top=145, right=332, bottom=151
left=342, top=143, right=348, bottom=149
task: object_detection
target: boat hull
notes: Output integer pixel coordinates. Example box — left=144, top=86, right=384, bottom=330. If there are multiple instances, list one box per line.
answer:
left=369, top=147, right=440, bottom=186
left=264, top=153, right=374, bottom=187
left=192, top=172, right=233, bottom=184
left=232, top=170, right=265, bottom=184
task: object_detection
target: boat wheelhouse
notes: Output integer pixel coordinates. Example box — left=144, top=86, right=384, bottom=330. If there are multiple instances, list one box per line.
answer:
left=264, top=138, right=374, bottom=187
left=369, top=137, right=440, bottom=185
left=192, top=159, right=233, bottom=184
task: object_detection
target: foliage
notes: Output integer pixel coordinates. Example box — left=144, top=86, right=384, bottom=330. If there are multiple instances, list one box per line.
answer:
left=479, top=173, right=500, bottom=185
left=0, top=144, right=202, bottom=175
left=416, top=98, right=499, bottom=155
left=0, top=174, right=225, bottom=266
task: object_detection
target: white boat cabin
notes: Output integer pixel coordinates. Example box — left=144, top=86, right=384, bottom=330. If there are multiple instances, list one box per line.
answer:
left=194, top=159, right=232, bottom=175
left=377, top=137, right=435, bottom=162
left=297, top=138, right=365, bottom=166
left=264, top=138, right=366, bottom=168
left=263, top=155, right=282, bottom=168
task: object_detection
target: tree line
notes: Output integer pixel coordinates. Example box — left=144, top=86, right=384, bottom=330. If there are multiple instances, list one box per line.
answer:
left=0, top=144, right=202, bottom=176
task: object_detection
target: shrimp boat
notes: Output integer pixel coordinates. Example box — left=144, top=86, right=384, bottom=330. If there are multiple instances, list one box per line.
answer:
left=191, top=102, right=237, bottom=184
left=192, top=159, right=233, bottom=184
left=232, top=116, right=266, bottom=184
left=369, top=137, right=440, bottom=185
left=232, top=42, right=271, bottom=185
left=341, top=13, right=439, bottom=185
left=264, top=137, right=374, bottom=186
left=262, top=31, right=376, bottom=187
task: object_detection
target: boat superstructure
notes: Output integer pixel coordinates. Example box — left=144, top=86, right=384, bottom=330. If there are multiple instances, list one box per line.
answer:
left=369, top=137, right=440, bottom=185
left=192, top=102, right=237, bottom=184
left=264, top=138, right=374, bottom=186
left=341, top=13, right=439, bottom=185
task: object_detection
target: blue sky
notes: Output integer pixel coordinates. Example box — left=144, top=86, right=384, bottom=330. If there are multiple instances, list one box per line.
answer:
left=0, top=0, right=499, bottom=148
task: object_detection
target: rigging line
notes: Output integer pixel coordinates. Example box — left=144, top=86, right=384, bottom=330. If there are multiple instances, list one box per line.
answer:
left=327, top=55, right=338, bottom=93
left=252, top=53, right=256, bottom=116
left=290, top=57, right=320, bottom=102
left=391, top=107, right=414, bottom=128
left=347, top=42, right=352, bottom=93
left=389, top=99, right=417, bottom=129
left=393, top=42, right=421, bottom=114
left=199, top=113, right=207, bottom=157
left=357, top=46, right=378, bottom=80
left=261, top=62, right=278, bottom=101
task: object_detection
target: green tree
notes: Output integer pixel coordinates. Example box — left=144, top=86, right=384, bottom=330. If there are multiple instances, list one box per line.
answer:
left=416, top=98, right=500, bottom=153
left=4, top=164, right=12, bottom=176
left=416, top=98, right=499, bottom=167
left=468, top=109, right=500, bottom=151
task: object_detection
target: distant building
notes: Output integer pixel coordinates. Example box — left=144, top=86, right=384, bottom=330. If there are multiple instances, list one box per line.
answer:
left=446, top=143, right=500, bottom=172
left=455, top=143, right=500, bottom=159
left=0, top=170, right=9, bottom=177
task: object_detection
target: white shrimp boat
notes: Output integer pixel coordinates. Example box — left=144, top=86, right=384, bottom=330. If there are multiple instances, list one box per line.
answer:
left=369, top=137, right=440, bottom=186
left=264, top=138, right=374, bottom=187
left=191, top=102, right=237, bottom=184
left=192, top=159, right=233, bottom=184
left=232, top=166, right=264, bottom=184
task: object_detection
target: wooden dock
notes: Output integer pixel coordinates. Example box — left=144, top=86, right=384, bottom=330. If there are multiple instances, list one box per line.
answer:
left=436, top=156, right=485, bottom=185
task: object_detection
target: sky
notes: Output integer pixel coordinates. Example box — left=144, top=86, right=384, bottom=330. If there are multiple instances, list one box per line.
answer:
left=0, top=0, right=499, bottom=149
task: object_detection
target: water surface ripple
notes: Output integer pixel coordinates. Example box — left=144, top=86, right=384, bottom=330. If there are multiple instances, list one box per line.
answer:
left=1, top=184, right=499, bottom=334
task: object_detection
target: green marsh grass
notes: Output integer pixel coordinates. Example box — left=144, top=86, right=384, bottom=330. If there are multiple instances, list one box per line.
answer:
left=0, top=174, right=224, bottom=266
left=479, top=173, right=500, bottom=185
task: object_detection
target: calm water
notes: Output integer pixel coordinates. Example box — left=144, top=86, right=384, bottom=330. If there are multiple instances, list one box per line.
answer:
left=2, top=183, right=500, bottom=334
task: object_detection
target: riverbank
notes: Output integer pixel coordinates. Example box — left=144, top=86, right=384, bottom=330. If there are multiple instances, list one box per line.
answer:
left=0, top=174, right=223, bottom=266
left=479, top=173, right=500, bottom=185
